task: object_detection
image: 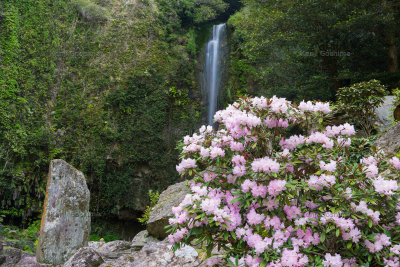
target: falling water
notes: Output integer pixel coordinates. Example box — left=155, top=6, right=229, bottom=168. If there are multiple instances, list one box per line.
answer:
left=201, top=24, right=228, bottom=127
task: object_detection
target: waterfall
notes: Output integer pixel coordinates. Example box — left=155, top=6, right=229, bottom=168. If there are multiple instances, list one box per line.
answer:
left=200, top=23, right=228, bottom=127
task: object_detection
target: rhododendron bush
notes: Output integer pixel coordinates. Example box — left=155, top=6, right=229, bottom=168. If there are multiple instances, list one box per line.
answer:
left=167, top=95, right=400, bottom=267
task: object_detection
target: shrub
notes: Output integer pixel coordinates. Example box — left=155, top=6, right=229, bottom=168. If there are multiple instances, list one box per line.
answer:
left=89, top=234, right=101, bottom=242
left=167, top=95, right=400, bottom=266
left=337, top=80, right=388, bottom=137
left=138, top=190, right=160, bottom=225
left=20, top=220, right=41, bottom=240
left=103, top=234, right=120, bottom=243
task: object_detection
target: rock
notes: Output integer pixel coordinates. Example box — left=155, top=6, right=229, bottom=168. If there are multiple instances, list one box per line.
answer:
left=98, top=254, right=136, bottom=267
left=353, top=130, right=368, bottom=139
left=97, top=240, right=132, bottom=261
left=99, top=241, right=200, bottom=267
left=97, top=240, right=132, bottom=254
left=88, top=241, right=105, bottom=250
left=2, top=248, right=22, bottom=266
left=36, top=159, right=91, bottom=265
left=14, top=257, right=46, bottom=267
left=374, top=122, right=400, bottom=154
left=211, top=245, right=227, bottom=255
left=131, top=230, right=160, bottom=251
left=175, top=245, right=198, bottom=259
left=62, top=247, right=104, bottom=267
left=147, top=181, right=190, bottom=239
left=376, top=96, right=397, bottom=129
left=395, top=105, right=400, bottom=121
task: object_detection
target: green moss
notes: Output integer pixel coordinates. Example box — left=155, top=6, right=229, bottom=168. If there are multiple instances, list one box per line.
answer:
left=0, top=0, right=206, bottom=218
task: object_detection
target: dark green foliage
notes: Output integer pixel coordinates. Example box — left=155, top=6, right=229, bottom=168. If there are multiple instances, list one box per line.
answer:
left=103, top=234, right=120, bottom=243
left=88, top=234, right=101, bottom=242
left=347, top=136, right=379, bottom=165
left=226, top=0, right=400, bottom=103
left=337, top=80, right=388, bottom=136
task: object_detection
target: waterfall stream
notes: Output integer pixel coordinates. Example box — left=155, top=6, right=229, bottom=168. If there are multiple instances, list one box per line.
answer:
left=200, top=23, right=228, bottom=127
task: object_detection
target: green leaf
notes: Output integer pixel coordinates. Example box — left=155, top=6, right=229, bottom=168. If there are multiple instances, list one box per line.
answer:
left=230, top=197, right=243, bottom=204
left=368, top=218, right=372, bottom=228
left=231, top=231, right=237, bottom=240
left=320, top=231, right=326, bottom=243
left=260, top=259, right=267, bottom=267
left=336, top=229, right=340, bottom=237
left=285, top=183, right=295, bottom=189
left=347, top=242, right=352, bottom=249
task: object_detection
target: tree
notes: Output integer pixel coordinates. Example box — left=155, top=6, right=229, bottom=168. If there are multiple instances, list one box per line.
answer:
left=228, top=0, right=400, bottom=101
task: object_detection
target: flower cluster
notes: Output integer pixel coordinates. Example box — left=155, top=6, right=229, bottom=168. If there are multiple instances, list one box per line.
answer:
left=168, top=95, right=400, bottom=267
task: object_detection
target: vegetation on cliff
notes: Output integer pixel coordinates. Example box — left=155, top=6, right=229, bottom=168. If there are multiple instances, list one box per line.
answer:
left=0, top=0, right=236, bottom=221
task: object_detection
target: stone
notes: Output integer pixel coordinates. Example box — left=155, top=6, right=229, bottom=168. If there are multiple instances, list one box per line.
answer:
left=174, top=245, right=198, bottom=259
left=97, top=240, right=132, bottom=254
left=376, top=95, right=397, bottom=129
left=147, top=181, right=190, bottom=239
left=62, top=247, right=104, bottom=267
left=98, top=241, right=200, bottom=267
left=97, top=240, right=132, bottom=261
left=374, top=122, right=400, bottom=154
left=88, top=241, right=105, bottom=250
left=394, top=105, right=400, bottom=121
left=2, top=248, right=22, bottom=266
left=131, top=230, right=159, bottom=251
left=36, top=159, right=91, bottom=265
left=98, top=254, right=136, bottom=267
left=14, top=257, right=46, bottom=267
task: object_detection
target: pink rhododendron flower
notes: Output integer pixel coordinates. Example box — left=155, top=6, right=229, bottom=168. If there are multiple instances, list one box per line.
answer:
left=267, top=179, right=287, bottom=197
left=210, top=147, right=225, bottom=159
left=176, top=158, right=197, bottom=173
left=319, top=160, right=337, bottom=172
left=389, top=156, right=400, bottom=169
left=372, top=176, right=398, bottom=195
left=241, top=179, right=256, bottom=193
left=251, top=157, right=280, bottom=173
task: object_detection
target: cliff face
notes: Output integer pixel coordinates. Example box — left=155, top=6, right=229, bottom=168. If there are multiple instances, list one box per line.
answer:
left=0, top=0, right=231, bottom=218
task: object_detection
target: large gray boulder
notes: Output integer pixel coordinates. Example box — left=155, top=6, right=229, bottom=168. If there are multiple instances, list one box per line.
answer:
left=97, top=240, right=132, bottom=261
left=2, top=248, right=22, bottom=267
left=62, top=247, right=104, bottom=267
left=376, top=96, right=397, bottom=129
left=147, top=181, right=190, bottom=239
left=97, top=240, right=131, bottom=254
left=14, top=257, right=46, bottom=267
left=88, top=241, right=105, bottom=250
left=374, top=122, right=400, bottom=154
left=131, top=230, right=160, bottom=251
left=36, top=159, right=91, bottom=265
left=98, top=241, right=200, bottom=267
